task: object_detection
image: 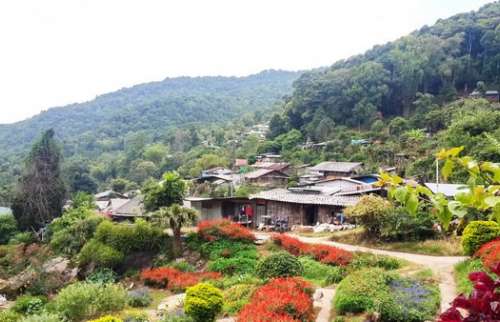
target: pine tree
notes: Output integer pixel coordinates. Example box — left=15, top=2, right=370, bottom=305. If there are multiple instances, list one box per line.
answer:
left=12, top=129, right=66, bottom=231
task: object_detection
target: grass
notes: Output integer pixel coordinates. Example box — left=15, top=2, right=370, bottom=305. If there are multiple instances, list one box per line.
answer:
left=328, top=228, right=464, bottom=256
left=454, top=258, right=486, bottom=295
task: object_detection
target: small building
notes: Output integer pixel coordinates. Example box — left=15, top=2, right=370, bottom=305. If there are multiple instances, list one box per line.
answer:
left=95, top=190, right=127, bottom=201
left=244, top=168, right=289, bottom=188
left=485, top=90, right=499, bottom=103
left=184, top=196, right=254, bottom=223
left=308, top=162, right=363, bottom=178
left=424, top=183, right=469, bottom=198
left=111, top=195, right=146, bottom=221
left=256, top=154, right=282, bottom=163
left=252, top=162, right=291, bottom=174
left=250, top=188, right=360, bottom=227
left=233, top=159, right=248, bottom=170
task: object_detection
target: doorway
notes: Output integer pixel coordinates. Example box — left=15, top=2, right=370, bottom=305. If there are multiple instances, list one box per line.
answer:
left=304, top=205, right=318, bottom=226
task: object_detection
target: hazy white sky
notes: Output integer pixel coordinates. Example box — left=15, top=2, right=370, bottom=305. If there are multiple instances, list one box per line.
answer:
left=0, top=0, right=492, bottom=124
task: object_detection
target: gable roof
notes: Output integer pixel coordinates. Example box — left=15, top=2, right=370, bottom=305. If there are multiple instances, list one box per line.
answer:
left=250, top=188, right=359, bottom=207
left=245, top=168, right=289, bottom=179
left=309, top=161, right=363, bottom=173
left=113, top=195, right=145, bottom=217
left=252, top=162, right=290, bottom=171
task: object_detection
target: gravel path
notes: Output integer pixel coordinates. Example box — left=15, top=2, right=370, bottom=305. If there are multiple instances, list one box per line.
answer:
left=291, top=234, right=468, bottom=313
left=314, top=288, right=336, bottom=322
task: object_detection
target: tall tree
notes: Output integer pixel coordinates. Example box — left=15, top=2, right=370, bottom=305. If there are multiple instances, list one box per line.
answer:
left=143, top=171, right=186, bottom=212
left=12, top=129, right=66, bottom=231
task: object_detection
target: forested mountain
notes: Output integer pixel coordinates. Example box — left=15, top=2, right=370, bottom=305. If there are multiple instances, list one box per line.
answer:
left=0, top=70, right=299, bottom=158
left=271, top=2, right=500, bottom=138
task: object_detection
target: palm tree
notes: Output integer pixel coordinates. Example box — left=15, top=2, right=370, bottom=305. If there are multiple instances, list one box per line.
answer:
left=153, top=204, right=198, bottom=257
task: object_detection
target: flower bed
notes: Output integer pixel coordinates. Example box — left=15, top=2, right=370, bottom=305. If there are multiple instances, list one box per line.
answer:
left=474, top=238, right=500, bottom=272
left=272, top=234, right=352, bottom=266
left=198, top=219, right=255, bottom=243
left=141, top=267, right=221, bottom=292
left=237, top=277, right=314, bottom=322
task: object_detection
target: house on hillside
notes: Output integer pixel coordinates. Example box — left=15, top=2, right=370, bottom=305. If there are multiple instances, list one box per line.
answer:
left=252, top=161, right=291, bottom=174
left=250, top=187, right=360, bottom=227
left=110, top=195, right=146, bottom=221
left=184, top=196, right=254, bottom=224
left=308, top=161, right=363, bottom=179
left=244, top=168, right=289, bottom=188
left=256, top=154, right=282, bottom=163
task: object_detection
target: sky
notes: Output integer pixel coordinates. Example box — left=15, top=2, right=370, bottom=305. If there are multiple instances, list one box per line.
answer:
left=0, top=0, right=493, bottom=124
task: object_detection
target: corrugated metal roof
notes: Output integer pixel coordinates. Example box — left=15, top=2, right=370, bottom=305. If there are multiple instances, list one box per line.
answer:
left=424, top=183, right=469, bottom=197
left=310, top=161, right=363, bottom=173
left=245, top=169, right=288, bottom=179
left=250, top=188, right=359, bottom=206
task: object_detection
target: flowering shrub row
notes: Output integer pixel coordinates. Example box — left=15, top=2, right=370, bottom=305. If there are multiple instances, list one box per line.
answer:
left=197, top=219, right=255, bottom=243
left=237, top=277, right=314, bottom=322
left=474, top=238, right=500, bottom=272
left=272, top=234, right=352, bottom=266
left=141, top=267, right=221, bottom=292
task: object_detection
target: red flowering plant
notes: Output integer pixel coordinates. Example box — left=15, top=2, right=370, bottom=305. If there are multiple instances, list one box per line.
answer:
left=475, top=238, right=500, bottom=272
left=272, top=234, right=352, bottom=266
left=141, top=267, right=221, bottom=292
left=438, top=263, right=500, bottom=321
left=237, top=277, right=314, bottom=322
left=197, top=219, right=255, bottom=243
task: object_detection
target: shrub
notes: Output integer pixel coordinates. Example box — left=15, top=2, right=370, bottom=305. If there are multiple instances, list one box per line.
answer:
left=345, top=195, right=393, bottom=237
left=86, top=268, right=117, bottom=284
left=461, top=221, right=500, bottom=255
left=223, top=284, right=257, bottom=315
left=51, top=282, right=127, bottom=321
left=208, top=256, right=257, bottom=276
left=335, top=268, right=439, bottom=321
left=256, top=252, right=303, bottom=279
left=454, top=259, right=486, bottom=295
left=18, top=312, right=63, bottom=322
left=8, top=232, right=35, bottom=245
left=0, top=310, right=21, bottom=322
left=169, top=260, right=195, bottom=272
left=197, top=219, right=255, bottom=243
left=122, top=312, right=149, bottom=322
left=12, top=294, right=47, bottom=315
left=78, top=239, right=124, bottom=268
left=184, top=283, right=223, bottom=322
left=238, top=277, right=314, bottom=321
left=0, top=213, right=18, bottom=244
left=128, top=287, right=153, bottom=307
left=141, top=267, right=221, bottom=292
left=88, top=316, right=124, bottom=322
left=350, top=252, right=402, bottom=270
left=94, top=219, right=164, bottom=253
left=474, top=238, right=500, bottom=271
left=299, top=256, right=346, bottom=286
left=272, top=234, right=352, bottom=266
left=439, top=263, right=500, bottom=321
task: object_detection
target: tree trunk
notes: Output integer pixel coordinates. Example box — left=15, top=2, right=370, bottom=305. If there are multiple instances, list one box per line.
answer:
left=172, top=226, right=182, bottom=258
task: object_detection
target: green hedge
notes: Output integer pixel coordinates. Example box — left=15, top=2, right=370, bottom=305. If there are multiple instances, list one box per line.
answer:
left=256, top=252, right=303, bottom=279
left=461, top=221, right=500, bottom=255
left=78, top=239, right=125, bottom=268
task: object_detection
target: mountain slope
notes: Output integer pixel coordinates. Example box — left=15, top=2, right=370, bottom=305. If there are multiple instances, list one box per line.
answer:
left=276, top=1, right=500, bottom=139
left=0, top=70, right=299, bottom=157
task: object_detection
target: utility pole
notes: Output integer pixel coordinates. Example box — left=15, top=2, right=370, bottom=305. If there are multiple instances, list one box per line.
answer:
left=436, top=159, right=440, bottom=194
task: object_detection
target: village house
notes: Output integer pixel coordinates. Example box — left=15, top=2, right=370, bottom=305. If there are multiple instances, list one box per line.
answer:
left=183, top=196, right=253, bottom=224
left=244, top=168, right=289, bottom=188
left=307, top=161, right=363, bottom=179
left=94, top=190, right=146, bottom=221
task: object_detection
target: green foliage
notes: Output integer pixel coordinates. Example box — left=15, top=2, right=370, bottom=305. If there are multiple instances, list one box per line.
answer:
left=345, top=195, right=393, bottom=237
left=222, top=284, right=257, bottom=315
left=461, top=220, right=500, bottom=255
left=78, top=239, right=125, bottom=268
left=184, top=283, right=223, bottom=322
left=86, top=268, right=117, bottom=284
left=88, top=315, right=123, bottom=322
left=350, top=252, right=402, bottom=271
left=51, top=282, right=127, bottom=321
left=12, top=295, right=47, bottom=315
left=18, top=312, right=63, bottom=322
left=143, top=172, right=187, bottom=212
left=208, top=256, right=257, bottom=276
left=299, top=256, right=346, bottom=286
left=168, top=260, right=195, bottom=272
left=454, top=259, right=487, bottom=295
left=11, top=129, right=66, bottom=231
left=0, top=310, right=22, bottom=322
left=256, top=252, right=304, bottom=279
left=127, top=288, right=153, bottom=308
left=0, top=213, right=18, bottom=244
left=93, top=219, right=165, bottom=254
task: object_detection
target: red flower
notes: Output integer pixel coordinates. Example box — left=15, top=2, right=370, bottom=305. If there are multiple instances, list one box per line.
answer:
left=140, top=267, right=221, bottom=292
left=198, top=219, right=256, bottom=242
left=475, top=238, right=500, bottom=272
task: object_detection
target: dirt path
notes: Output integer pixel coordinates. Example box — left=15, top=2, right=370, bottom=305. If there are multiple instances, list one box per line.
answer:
left=314, top=288, right=336, bottom=322
left=290, top=234, right=467, bottom=313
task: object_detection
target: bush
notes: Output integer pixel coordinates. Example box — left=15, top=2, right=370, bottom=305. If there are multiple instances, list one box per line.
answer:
left=197, top=219, right=255, bottom=243
left=454, top=259, right=486, bottom=295
left=350, top=252, right=402, bottom=270
left=86, top=268, right=117, bottom=284
left=272, top=234, right=352, bottom=266
left=18, top=312, right=63, bottom=322
left=223, top=284, right=257, bottom=315
left=8, top=232, right=35, bottom=245
left=238, top=277, right=314, bottom=321
left=184, top=283, right=223, bottom=322
left=334, top=268, right=439, bottom=321
left=299, top=256, right=346, bottom=286
left=461, top=221, right=500, bottom=255
left=51, top=282, right=127, bottom=321
left=141, top=267, right=221, bottom=292
left=208, top=256, right=257, bottom=276
left=94, top=219, right=165, bottom=254
left=0, top=310, right=21, bottom=322
left=0, top=213, right=18, bottom=244
left=122, top=312, right=149, bottom=322
left=345, top=195, right=393, bottom=237
left=474, top=238, right=500, bottom=271
left=12, top=295, right=47, bottom=315
left=78, top=239, right=124, bottom=268
left=256, top=252, right=303, bottom=279
left=88, top=315, right=124, bottom=322
left=128, top=288, right=153, bottom=307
